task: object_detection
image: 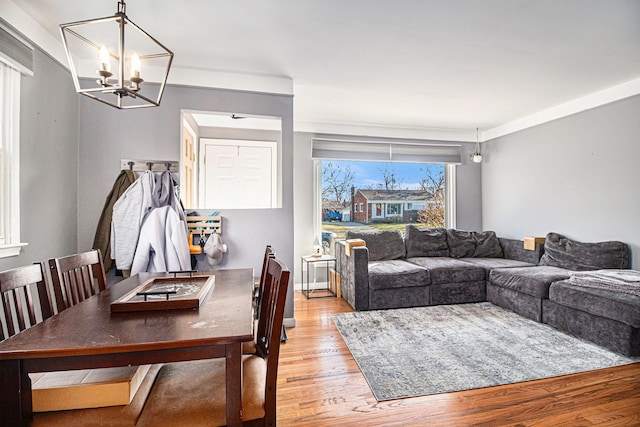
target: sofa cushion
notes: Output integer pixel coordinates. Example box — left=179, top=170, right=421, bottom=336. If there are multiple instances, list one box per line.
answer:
left=446, top=229, right=475, bottom=258
left=539, top=232, right=630, bottom=271
left=368, top=260, right=431, bottom=290
left=445, top=229, right=504, bottom=259
left=489, top=265, right=572, bottom=298
left=345, top=229, right=405, bottom=261
left=549, top=279, right=640, bottom=328
left=472, top=231, right=504, bottom=258
left=404, top=225, right=448, bottom=258
left=406, top=257, right=485, bottom=284
left=460, top=258, right=535, bottom=279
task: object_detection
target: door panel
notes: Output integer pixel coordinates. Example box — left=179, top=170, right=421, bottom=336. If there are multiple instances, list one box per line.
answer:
left=201, top=141, right=274, bottom=209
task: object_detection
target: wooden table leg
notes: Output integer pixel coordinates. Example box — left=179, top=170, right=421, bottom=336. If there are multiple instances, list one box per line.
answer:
left=225, top=343, right=242, bottom=427
left=0, top=359, right=30, bottom=426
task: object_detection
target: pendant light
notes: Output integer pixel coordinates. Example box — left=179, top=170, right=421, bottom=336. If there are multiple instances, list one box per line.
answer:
left=470, top=128, right=483, bottom=163
left=60, top=0, right=173, bottom=109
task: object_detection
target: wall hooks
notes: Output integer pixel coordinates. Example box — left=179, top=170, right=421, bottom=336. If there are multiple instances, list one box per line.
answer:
left=121, top=159, right=178, bottom=173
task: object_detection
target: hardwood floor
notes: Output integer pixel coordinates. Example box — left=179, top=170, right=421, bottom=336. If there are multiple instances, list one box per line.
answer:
left=276, top=293, right=640, bottom=426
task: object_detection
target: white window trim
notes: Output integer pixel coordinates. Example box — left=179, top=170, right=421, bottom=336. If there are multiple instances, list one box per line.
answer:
left=445, top=164, right=457, bottom=229
left=0, top=63, right=26, bottom=258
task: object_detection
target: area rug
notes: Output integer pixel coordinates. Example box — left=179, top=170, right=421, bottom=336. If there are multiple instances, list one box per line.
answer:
left=332, top=302, right=638, bottom=401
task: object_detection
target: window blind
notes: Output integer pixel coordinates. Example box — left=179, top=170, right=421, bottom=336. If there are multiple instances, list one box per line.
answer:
left=0, top=22, right=34, bottom=76
left=312, top=136, right=461, bottom=164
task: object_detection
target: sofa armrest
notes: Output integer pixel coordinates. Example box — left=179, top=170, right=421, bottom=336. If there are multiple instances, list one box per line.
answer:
left=335, top=241, right=370, bottom=310
left=499, top=237, right=544, bottom=264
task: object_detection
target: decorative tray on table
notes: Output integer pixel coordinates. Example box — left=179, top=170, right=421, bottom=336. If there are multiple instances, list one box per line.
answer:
left=110, top=274, right=215, bottom=313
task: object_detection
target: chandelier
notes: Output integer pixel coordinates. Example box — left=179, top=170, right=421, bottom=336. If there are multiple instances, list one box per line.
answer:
left=60, top=0, right=173, bottom=109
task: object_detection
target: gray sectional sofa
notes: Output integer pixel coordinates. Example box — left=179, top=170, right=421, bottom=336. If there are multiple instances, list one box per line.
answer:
left=336, top=226, right=541, bottom=311
left=336, top=228, right=640, bottom=356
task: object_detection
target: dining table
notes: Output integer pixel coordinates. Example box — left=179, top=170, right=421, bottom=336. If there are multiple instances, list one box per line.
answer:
left=0, top=268, right=255, bottom=427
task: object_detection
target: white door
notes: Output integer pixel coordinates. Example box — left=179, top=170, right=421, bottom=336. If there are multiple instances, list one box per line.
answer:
left=180, top=121, right=197, bottom=208
left=200, top=139, right=276, bottom=209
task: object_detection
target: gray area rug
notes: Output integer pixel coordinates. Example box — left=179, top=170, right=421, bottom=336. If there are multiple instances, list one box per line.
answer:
left=332, top=302, right=639, bottom=401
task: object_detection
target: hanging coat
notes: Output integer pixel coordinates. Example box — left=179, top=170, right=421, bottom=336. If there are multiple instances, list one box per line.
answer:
left=130, top=206, right=191, bottom=275
left=92, top=169, right=137, bottom=272
left=111, top=171, right=155, bottom=270
left=154, top=170, right=187, bottom=225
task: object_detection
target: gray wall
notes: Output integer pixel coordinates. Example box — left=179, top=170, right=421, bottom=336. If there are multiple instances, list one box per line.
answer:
left=292, top=131, right=482, bottom=284
left=0, top=48, right=78, bottom=271
left=483, top=94, right=640, bottom=269
left=76, top=85, right=295, bottom=323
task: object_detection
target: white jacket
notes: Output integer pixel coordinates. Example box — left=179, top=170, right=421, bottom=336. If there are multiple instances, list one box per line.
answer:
left=111, top=171, right=155, bottom=270
left=130, top=206, right=191, bottom=275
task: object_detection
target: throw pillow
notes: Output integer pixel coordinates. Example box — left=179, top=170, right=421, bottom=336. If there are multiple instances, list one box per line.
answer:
left=446, top=229, right=476, bottom=258
left=345, top=229, right=406, bottom=261
left=404, top=225, right=449, bottom=258
left=539, top=232, right=630, bottom=271
left=472, top=231, right=504, bottom=258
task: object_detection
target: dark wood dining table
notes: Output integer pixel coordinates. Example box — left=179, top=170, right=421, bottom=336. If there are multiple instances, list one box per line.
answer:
left=0, top=268, right=255, bottom=427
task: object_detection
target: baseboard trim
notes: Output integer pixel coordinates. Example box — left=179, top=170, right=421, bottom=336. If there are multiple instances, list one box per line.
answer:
left=283, top=317, right=296, bottom=328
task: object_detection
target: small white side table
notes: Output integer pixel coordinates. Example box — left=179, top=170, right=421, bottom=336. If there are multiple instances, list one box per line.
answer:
left=300, top=254, right=337, bottom=299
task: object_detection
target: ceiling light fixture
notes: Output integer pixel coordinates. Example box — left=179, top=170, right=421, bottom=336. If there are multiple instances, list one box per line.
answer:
left=60, top=0, right=173, bottom=109
left=470, top=128, right=483, bottom=163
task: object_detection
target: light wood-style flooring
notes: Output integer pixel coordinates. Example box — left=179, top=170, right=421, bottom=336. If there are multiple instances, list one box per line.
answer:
left=277, top=293, right=640, bottom=426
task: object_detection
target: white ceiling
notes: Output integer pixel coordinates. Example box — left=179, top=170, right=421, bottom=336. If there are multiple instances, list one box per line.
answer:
left=5, top=0, right=640, bottom=140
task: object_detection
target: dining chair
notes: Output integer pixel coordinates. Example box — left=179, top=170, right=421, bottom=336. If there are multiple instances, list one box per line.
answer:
left=244, top=245, right=276, bottom=355
left=255, top=244, right=276, bottom=317
left=0, top=263, right=53, bottom=340
left=48, top=249, right=107, bottom=312
left=136, top=257, right=291, bottom=427
left=32, top=250, right=161, bottom=427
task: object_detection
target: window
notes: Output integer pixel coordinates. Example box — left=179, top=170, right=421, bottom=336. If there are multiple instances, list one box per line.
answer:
left=314, top=137, right=459, bottom=241
left=387, top=203, right=401, bottom=215
left=0, top=24, right=33, bottom=258
left=0, top=62, right=25, bottom=257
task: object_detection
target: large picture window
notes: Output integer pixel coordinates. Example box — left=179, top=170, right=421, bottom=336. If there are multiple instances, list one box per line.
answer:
left=312, top=137, right=460, bottom=244
left=318, top=159, right=452, bottom=240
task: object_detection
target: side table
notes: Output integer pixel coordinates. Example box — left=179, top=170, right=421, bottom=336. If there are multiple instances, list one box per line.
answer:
left=301, top=254, right=337, bottom=299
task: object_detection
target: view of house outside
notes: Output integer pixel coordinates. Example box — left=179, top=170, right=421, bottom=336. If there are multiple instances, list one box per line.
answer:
left=321, top=160, right=445, bottom=242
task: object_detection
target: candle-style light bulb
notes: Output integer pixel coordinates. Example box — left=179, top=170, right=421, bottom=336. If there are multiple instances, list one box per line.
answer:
left=99, top=46, right=111, bottom=72
left=130, top=53, right=141, bottom=78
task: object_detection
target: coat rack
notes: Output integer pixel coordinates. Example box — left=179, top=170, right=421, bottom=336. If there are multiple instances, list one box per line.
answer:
left=121, top=159, right=178, bottom=173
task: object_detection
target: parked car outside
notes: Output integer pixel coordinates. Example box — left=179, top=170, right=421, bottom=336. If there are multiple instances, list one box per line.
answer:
left=323, top=210, right=343, bottom=222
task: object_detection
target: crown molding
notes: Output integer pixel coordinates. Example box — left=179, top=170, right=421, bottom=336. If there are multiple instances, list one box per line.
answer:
left=483, top=77, right=640, bottom=141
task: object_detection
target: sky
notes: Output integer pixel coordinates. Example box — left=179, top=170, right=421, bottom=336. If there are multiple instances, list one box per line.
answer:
left=322, top=160, right=444, bottom=191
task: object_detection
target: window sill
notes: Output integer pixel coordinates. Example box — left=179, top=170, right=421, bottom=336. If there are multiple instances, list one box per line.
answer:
left=0, top=243, right=28, bottom=258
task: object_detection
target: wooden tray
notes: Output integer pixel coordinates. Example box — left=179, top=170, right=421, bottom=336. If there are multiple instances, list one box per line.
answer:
left=110, top=275, right=215, bottom=313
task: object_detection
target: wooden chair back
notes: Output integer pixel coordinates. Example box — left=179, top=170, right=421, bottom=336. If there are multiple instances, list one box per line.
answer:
left=0, top=263, right=53, bottom=340
left=257, top=256, right=290, bottom=424
left=48, top=249, right=107, bottom=312
left=254, top=245, right=275, bottom=318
